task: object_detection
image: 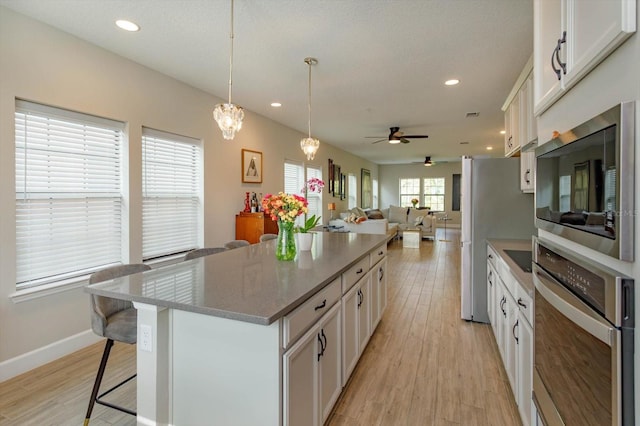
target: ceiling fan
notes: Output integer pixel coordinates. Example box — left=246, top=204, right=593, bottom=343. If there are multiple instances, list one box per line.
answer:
left=367, top=126, right=429, bottom=144
left=412, top=156, right=435, bottom=166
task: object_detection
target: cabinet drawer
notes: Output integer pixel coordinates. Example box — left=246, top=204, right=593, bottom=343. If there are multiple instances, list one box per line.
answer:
left=342, top=256, right=370, bottom=294
left=487, top=246, right=498, bottom=268
left=283, top=277, right=341, bottom=349
left=515, top=284, right=533, bottom=325
left=370, top=244, right=387, bottom=268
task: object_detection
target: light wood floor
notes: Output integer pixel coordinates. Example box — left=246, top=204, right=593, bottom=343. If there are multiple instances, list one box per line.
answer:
left=0, top=229, right=521, bottom=426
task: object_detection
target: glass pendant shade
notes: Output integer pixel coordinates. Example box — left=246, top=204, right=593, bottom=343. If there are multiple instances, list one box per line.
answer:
left=300, top=137, right=319, bottom=161
left=214, top=102, right=244, bottom=140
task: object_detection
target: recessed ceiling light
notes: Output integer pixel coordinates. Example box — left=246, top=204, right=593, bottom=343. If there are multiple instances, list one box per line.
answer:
left=486, top=146, right=493, bottom=150
left=270, top=102, right=282, bottom=107
left=445, top=79, right=460, bottom=86
left=500, top=130, right=506, bottom=135
left=115, top=19, right=140, bottom=32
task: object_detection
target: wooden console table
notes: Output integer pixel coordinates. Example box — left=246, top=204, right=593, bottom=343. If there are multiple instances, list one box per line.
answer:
left=235, top=212, right=278, bottom=243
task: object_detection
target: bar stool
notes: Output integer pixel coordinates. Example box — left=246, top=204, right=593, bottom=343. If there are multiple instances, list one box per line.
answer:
left=184, top=247, right=227, bottom=260
left=84, top=263, right=151, bottom=425
left=224, top=240, right=250, bottom=249
left=259, top=233, right=277, bottom=242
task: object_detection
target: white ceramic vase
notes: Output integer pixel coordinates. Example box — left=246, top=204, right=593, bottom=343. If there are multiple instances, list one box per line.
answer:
left=297, top=232, right=314, bottom=251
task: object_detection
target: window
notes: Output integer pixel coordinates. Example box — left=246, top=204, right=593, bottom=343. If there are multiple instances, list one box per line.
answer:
left=559, top=175, right=571, bottom=212
left=372, top=178, right=379, bottom=209
left=452, top=174, right=461, bottom=211
left=423, top=177, right=445, bottom=211
left=15, top=100, right=124, bottom=288
left=142, top=128, right=202, bottom=260
left=399, top=178, right=420, bottom=207
left=284, top=160, right=323, bottom=224
left=348, top=174, right=357, bottom=209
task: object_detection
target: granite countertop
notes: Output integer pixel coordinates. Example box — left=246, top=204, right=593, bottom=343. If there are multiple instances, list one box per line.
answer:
left=487, top=239, right=535, bottom=296
left=85, top=232, right=387, bottom=325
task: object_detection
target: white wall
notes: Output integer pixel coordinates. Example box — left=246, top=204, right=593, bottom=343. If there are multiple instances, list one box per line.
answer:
left=379, top=161, right=462, bottom=226
left=0, top=7, right=377, bottom=378
left=535, top=10, right=640, bottom=417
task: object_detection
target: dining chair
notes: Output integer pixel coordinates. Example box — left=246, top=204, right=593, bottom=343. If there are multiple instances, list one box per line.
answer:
left=224, top=240, right=250, bottom=250
left=259, top=233, right=278, bottom=242
left=184, top=247, right=227, bottom=260
left=84, top=263, right=151, bottom=426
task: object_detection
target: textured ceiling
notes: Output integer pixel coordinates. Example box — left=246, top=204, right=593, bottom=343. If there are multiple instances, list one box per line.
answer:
left=0, top=0, right=533, bottom=164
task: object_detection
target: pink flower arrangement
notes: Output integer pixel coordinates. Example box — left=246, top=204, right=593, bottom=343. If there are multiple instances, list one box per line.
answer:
left=301, top=178, right=325, bottom=194
left=261, top=192, right=308, bottom=223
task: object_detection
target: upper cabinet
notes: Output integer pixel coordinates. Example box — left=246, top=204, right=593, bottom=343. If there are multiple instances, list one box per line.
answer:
left=533, top=0, right=636, bottom=115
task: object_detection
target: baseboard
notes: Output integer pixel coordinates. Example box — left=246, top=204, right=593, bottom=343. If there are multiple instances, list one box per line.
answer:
left=0, top=329, right=102, bottom=382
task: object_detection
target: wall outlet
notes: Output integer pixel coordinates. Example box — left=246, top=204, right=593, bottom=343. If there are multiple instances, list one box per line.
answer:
left=140, top=324, right=152, bottom=352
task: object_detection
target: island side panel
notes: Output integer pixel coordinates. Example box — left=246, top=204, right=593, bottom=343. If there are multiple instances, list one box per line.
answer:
left=171, top=309, right=282, bottom=426
left=133, top=302, right=170, bottom=425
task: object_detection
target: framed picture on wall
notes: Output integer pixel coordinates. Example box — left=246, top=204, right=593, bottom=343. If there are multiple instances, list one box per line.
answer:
left=328, top=159, right=334, bottom=194
left=361, top=168, right=372, bottom=209
left=242, top=149, right=262, bottom=183
left=333, top=165, right=341, bottom=198
left=340, top=173, right=346, bottom=200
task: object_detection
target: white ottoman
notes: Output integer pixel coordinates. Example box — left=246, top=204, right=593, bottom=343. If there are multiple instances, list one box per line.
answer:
left=403, top=229, right=421, bottom=248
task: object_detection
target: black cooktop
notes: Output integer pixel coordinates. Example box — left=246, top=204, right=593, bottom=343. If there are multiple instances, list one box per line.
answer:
left=504, top=249, right=532, bottom=273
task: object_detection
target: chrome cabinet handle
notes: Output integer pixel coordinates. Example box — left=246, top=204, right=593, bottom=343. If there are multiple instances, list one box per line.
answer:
left=317, top=333, right=324, bottom=361
left=513, top=319, right=519, bottom=344
left=525, top=169, right=531, bottom=184
left=378, top=250, right=384, bottom=256
left=379, top=267, right=384, bottom=281
left=356, top=268, right=364, bottom=274
left=517, top=298, right=527, bottom=309
left=551, top=31, right=567, bottom=80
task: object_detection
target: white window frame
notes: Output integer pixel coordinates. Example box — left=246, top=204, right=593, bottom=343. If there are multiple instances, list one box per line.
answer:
left=423, top=177, right=445, bottom=211
left=142, top=127, right=202, bottom=261
left=348, top=173, right=357, bottom=209
left=399, top=178, right=420, bottom=207
left=372, top=178, right=379, bottom=209
left=14, top=100, right=124, bottom=291
left=284, top=160, right=323, bottom=226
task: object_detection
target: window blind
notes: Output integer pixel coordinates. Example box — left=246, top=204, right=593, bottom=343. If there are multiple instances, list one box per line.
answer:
left=15, top=100, right=124, bottom=288
left=284, top=160, right=305, bottom=226
left=348, top=174, right=357, bottom=209
left=142, top=128, right=201, bottom=260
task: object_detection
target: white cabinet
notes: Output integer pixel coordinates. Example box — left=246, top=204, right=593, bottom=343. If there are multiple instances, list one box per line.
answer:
left=504, top=91, right=520, bottom=156
left=342, top=271, right=371, bottom=383
left=284, top=301, right=341, bottom=426
left=370, top=258, right=387, bottom=331
left=517, top=312, right=533, bottom=426
left=487, top=244, right=534, bottom=426
left=520, top=151, right=535, bottom=193
left=533, top=0, right=636, bottom=115
left=519, top=73, right=537, bottom=147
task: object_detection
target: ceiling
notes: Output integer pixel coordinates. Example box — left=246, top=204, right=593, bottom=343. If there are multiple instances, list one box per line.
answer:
left=0, top=0, right=533, bottom=165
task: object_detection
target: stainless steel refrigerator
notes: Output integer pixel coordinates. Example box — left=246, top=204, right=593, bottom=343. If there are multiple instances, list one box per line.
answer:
left=460, top=156, right=535, bottom=322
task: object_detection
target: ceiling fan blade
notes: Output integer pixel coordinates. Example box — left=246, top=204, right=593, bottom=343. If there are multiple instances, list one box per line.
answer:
left=403, top=135, right=429, bottom=139
left=365, top=136, right=385, bottom=138
left=400, top=138, right=411, bottom=144
left=371, top=138, right=386, bottom=144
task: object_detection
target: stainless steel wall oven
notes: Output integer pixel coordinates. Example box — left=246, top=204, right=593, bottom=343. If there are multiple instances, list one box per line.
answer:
left=532, top=237, right=634, bottom=426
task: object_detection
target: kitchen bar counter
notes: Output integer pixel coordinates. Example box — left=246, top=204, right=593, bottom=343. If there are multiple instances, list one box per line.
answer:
left=487, top=238, right=534, bottom=296
left=86, top=232, right=387, bottom=325
left=84, top=232, right=388, bottom=426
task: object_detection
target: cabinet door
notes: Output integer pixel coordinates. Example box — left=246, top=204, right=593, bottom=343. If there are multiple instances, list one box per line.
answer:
left=370, top=264, right=380, bottom=330
left=519, top=74, right=537, bottom=146
left=357, top=275, right=371, bottom=355
left=503, top=290, right=518, bottom=397
left=533, top=0, right=564, bottom=115
left=517, top=314, right=533, bottom=426
left=492, top=276, right=505, bottom=349
left=283, top=325, right=319, bottom=426
left=487, top=263, right=496, bottom=325
left=504, top=92, right=520, bottom=156
left=341, top=284, right=359, bottom=384
left=520, top=151, right=535, bottom=193
left=378, top=259, right=387, bottom=318
left=318, top=303, right=342, bottom=424
left=564, top=0, right=636, bottom=89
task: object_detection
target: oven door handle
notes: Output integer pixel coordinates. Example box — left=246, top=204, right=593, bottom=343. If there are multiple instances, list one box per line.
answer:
left=533, top=264, right=614, bottom=346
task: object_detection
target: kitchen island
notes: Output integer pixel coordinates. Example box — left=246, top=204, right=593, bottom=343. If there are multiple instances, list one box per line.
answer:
left=85, top=232, right=389, bottom=426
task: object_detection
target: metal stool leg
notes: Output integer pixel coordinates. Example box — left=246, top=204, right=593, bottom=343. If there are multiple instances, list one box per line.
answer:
left=84, top=339, right=114, bottom=425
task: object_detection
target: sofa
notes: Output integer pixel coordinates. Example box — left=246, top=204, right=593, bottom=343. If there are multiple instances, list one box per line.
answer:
left=328, top=206, right=436, bottom=241
left=382, top=205, right=436, bottom=240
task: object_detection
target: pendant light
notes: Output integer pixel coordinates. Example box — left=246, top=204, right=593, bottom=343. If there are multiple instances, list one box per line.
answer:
left=300, top=57, right=320, bottom=161
left=213, top=0, right=244, bottom=140
left=424, top=156, right=433, bottom=166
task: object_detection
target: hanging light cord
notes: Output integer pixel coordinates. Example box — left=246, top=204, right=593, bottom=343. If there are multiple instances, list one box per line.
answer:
left=227, top=0, right=235, bottom=104
left=307, top=61, right=312, bottom=138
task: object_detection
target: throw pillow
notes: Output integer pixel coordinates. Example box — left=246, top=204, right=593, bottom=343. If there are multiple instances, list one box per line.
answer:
left=413, top=216, right=424, bottom=226
left=388, top=205, right=408, bottom=224
left=407, top=208, right=424, bottom=226
left=366, top=209, right=384, bottom=220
